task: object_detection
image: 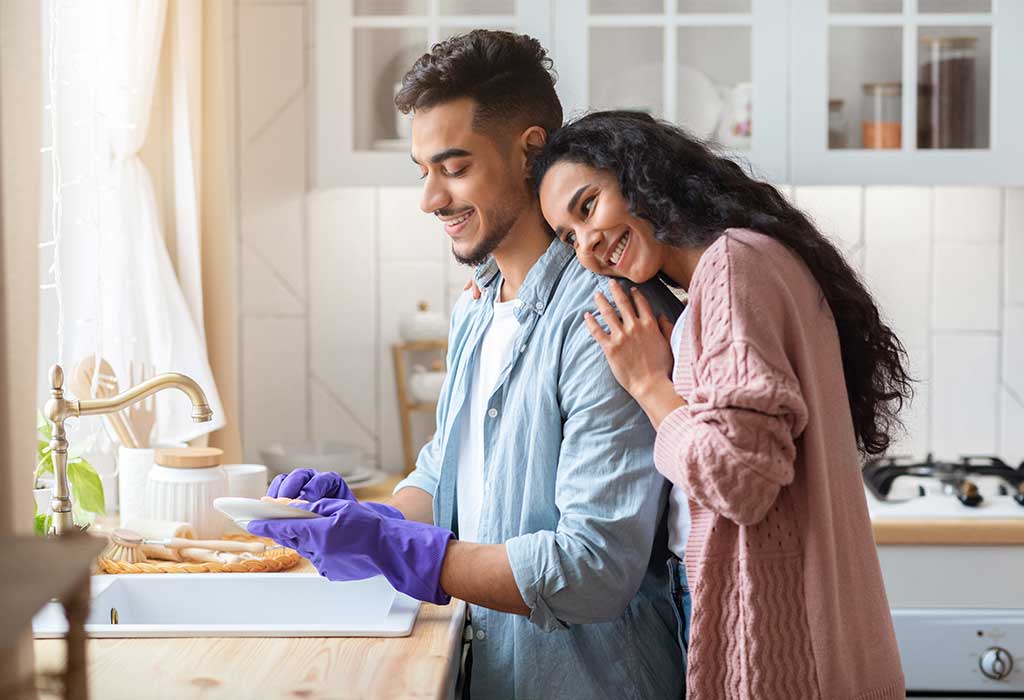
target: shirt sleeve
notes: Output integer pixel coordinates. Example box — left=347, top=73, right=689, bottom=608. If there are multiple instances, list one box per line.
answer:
left=504, top=284, right=671, bottom=632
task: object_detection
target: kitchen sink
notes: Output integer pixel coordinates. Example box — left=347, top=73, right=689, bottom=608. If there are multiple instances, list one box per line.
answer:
left=32, top=573, right=419, bottom=638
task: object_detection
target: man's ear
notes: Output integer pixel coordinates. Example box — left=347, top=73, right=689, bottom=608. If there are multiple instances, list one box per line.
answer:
left=518, top=125, right=548, bottom=176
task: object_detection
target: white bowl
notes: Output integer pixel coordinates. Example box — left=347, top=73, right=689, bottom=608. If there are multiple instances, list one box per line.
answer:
left=259, top=441, right=368, bottom=479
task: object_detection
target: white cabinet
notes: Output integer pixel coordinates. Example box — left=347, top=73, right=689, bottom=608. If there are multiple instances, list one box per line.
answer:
left=551, top=0, right=789, bottom=182
left=314, top=0, right=1023, bottom=187
left=791, top=0, right=1024, bottom=184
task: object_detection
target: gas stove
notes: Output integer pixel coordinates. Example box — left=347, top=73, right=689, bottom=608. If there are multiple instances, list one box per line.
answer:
left=863, top=454, right=1024, bottom=519
left=863, top=454, right=1024, bottom=696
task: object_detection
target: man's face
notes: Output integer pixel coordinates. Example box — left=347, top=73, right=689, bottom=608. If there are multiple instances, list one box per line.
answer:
left=411, top=98, right=531, bottom=266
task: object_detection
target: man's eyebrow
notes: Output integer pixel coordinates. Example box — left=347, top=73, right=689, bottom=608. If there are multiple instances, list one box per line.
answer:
left=411, top=148, right=472, bottom=166
left=566, top=185, right=589, bottom=214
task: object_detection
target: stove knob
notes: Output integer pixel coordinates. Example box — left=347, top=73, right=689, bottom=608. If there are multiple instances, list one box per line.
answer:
left=979, top=646, right=1014, bottom=681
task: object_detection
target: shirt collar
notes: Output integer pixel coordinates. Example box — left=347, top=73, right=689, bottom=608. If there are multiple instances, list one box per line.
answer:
left=473, top=238, right=575, bottom=318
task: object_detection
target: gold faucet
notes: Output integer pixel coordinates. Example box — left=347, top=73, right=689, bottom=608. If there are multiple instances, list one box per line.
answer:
left=43, top=363, right=213, bottom=537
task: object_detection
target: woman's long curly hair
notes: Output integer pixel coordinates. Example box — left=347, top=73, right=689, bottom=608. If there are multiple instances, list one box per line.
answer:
left=532, top=111, right=913, bottom=456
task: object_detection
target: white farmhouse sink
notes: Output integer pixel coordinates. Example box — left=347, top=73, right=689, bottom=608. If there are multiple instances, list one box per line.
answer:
left=32, top=573, right=419, bottom=638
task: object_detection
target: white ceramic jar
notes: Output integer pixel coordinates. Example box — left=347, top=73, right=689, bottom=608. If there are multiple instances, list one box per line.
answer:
left=145, top=447, right=228, bottom=538
left=399, top=302, right=449, bottom=342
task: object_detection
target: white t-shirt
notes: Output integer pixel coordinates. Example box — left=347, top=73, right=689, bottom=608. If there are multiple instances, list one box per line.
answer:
left=667, top=306, right=692, bottom=560
left=456, top=290, right=520, bottom=543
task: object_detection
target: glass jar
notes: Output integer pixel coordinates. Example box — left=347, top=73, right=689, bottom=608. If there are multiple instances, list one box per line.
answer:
left=918, top=36, right=977, bottom=149
left=861, top=82, right=901, bottom=149
left=828, top=99, right=848, bottom=149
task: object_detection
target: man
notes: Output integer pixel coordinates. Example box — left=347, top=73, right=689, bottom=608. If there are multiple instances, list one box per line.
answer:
left=251, top=30, right=683, bottom=698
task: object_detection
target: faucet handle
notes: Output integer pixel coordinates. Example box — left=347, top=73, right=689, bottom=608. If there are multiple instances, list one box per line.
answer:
left=50, top=364, right=65, bottom=392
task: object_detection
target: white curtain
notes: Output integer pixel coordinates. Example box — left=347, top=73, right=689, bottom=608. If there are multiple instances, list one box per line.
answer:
left=42, top=0, right=224, bottom=444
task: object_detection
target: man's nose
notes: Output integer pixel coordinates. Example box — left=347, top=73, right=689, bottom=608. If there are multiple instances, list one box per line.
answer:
left=420, top=174, right=450, bottom=214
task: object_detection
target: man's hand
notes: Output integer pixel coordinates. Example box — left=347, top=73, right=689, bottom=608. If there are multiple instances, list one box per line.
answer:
left=247, top=500, right=453, bottom=605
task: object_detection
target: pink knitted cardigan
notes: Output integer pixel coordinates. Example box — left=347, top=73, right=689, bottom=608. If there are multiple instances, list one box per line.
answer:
left=655, top=229, right=905, bottom=700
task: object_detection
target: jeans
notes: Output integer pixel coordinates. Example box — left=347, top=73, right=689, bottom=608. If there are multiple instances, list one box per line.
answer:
left=666, top=555, right=692, bottom=681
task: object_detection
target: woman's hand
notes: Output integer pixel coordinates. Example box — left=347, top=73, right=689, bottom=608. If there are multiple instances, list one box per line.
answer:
left=585, top=280, right=686, bottom=428
left=464, top=277, right=482, bottom=300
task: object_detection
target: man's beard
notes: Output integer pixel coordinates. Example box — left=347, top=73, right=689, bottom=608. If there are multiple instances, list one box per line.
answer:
left=451, top=195, right=524, bottom=267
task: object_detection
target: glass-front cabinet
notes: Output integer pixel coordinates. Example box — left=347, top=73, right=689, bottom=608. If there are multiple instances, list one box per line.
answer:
left=314, top=0, right=787, bottom=185
left=552, top=0, right=788, bottom=182
left=791, top=0, right=1023, bottom=183
left=314, top=0, right=1023, bottom=186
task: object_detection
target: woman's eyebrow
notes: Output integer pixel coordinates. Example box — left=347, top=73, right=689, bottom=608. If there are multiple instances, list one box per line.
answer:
left=566, top=185, right=589, bottom=213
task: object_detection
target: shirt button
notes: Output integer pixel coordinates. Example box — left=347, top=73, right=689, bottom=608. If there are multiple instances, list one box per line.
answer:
left=519, top=344, right=527, bottom=353
left=487, top=408, right=498, bottom=418
left=476, top=629, right=486, bottom=641
left=534, top=301, right=544, bottom=311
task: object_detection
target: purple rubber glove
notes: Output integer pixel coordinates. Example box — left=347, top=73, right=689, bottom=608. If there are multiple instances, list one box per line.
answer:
left=266, top=468, right=403, bottom=519
left=247, top=499, right=454, bottom=605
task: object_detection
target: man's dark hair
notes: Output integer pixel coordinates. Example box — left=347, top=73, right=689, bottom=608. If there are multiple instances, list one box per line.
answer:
left=395, top=30, right=562, bottom=139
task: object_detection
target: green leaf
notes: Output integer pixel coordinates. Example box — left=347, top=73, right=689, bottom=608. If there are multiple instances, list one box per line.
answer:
left=67, top=458, right=105, bottom=516
left=37, top=410, right=52, bottom=441
left=34, top=512, right=51, bottom=536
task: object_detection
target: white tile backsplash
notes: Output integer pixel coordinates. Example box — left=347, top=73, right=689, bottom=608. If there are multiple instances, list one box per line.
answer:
left=1006, top=188, right=1024, bottom=305
left=931, top=334, right=999, bottom=458
left=240, top=97, right=307, bottom=296
left=1003, top=306, right=1024, bottom=399
left=1000, top=387, right=1024, bottom=466
left=931, top=243, right=1001, bottom=332
left=865, top=187, right=931, bottom=240
left=308, top=188, right=378, bottom=459
left=933, top=186, right=1001, bottom=243
left=794, top=186, right=862, bottom=252
left=241, top=318, right=309, bottom=463
left=238, top=4, right=305, bottom=143
left=865, top=237, right=931, bottom=350
left=378, top=187, right=447, bottom=263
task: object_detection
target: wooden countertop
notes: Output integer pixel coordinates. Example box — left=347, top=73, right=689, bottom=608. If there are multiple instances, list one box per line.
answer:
left=34, top=474, right=468, bottom=699
left=872, top=518, right=1024, bottom=545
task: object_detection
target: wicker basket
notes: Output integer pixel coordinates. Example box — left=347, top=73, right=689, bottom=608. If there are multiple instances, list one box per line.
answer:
left=95, top=534, right=302, bottom=574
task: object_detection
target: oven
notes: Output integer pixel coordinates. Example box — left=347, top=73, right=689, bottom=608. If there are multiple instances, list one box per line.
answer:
left=866, top=456, right=1024, bottom=697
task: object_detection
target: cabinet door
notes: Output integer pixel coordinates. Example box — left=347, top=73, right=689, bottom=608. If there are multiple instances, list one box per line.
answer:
left=314, top=0, right=552, bottom=187
left=791, top=0, right=1024, bottom=184
left=552, top=0, right=789, bottom=183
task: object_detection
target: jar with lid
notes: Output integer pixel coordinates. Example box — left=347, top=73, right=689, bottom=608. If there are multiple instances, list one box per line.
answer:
left=862, top=83, right=901, bottom=149
left=918, top=36, right=977, bottom=149
left=828, top=99, right=848, bottom=149
left=145, top=447, right=228, bottom=538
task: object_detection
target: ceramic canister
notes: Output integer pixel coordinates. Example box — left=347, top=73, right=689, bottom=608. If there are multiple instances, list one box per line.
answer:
left=145, top=447, right=228, bottom=538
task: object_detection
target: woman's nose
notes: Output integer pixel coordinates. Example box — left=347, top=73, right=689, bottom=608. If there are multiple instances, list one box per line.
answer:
left=576, top=228, right=604, bottom=258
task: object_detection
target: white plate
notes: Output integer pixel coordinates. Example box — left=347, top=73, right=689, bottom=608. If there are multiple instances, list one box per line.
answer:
left=677, top=64, right=724, bottom=139
left=213, top=497, right=325, bottom=528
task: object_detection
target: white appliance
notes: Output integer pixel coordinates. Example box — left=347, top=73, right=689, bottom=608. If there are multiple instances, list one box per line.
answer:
left=865, top=455, right=1024, bottom=697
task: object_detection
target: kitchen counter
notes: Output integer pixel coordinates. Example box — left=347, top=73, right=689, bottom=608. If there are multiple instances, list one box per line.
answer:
left=872, top=518, right=1024, bottom=545
left=33, top=475, right=468, bottom=699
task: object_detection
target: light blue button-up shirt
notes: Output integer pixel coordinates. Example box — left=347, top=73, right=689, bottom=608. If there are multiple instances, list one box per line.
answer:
left=395, top=239, right=684, bottom=699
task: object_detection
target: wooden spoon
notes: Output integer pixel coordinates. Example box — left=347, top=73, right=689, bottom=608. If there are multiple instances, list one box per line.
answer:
left=68, top=356, right=139, bottom=448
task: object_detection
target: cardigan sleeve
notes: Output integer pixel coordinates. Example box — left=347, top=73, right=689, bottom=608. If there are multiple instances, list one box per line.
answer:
left=653, top=337, right=809, bottom=527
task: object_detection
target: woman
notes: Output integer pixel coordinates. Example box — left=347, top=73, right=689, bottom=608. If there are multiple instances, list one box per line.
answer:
left=530, top=111, right=910, bottom=699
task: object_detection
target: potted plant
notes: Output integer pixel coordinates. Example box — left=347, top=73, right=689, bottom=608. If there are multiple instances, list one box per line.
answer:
left=34, top=411, right=105, bottom=535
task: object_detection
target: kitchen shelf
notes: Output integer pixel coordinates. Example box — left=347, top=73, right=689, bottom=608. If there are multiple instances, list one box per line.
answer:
left=392, top=339, right=447, bottom=475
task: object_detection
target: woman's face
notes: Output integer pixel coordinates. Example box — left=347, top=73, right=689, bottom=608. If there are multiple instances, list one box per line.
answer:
left=539, top=161, right=666, bottom=284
